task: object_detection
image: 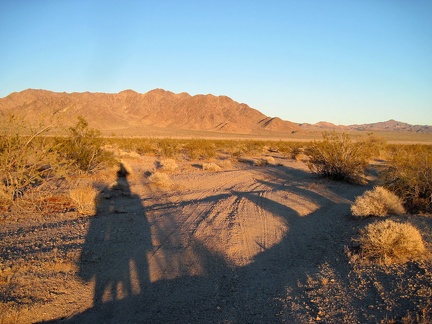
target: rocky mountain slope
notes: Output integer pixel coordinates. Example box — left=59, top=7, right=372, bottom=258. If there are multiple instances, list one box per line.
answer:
left=1, top=89, right=430, bottom=135
left=0, top=89, right=299, bottom=135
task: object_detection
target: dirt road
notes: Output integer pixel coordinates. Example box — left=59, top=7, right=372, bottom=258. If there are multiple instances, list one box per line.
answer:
left=1, top=155, right=431, bottom=323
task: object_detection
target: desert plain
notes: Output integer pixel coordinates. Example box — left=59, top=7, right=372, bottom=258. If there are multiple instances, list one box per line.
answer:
left=1, top=137, right=431, bottom=323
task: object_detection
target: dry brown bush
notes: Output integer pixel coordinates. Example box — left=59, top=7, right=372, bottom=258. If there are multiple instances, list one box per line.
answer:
left=357, top=219, right=427, bottom=264
left=351, top=186, right=405, bottom=217
left=255, top=156, right=276, bottom=166
left=69, top=186, right=98, bottom=215
left=202, top=162, right=222, bottom=172
left=217, top=159, right=232, bottom=169
left=158, top=158, right=178, bottom=172
left=149, top=172, right=172, bottom=187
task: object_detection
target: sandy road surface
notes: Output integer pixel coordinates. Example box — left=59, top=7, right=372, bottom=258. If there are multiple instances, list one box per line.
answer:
left=1, top=155, right=431, bottom=323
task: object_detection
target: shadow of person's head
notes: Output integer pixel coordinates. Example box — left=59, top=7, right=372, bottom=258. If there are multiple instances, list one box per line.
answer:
left=117, top=162, right=130, bottom=178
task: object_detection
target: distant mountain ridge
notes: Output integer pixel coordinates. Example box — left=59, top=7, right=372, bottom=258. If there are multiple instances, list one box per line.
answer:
left=348, top=119, right=432, bottom=133
left=300, top=119, right=432, bottom=134
left=0, top=89, right=299, bottom=135
left=1, top=89, right=431, bottom=135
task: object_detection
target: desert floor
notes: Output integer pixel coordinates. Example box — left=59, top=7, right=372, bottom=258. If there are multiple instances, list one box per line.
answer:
left=1, top=152, right=431, bottom=323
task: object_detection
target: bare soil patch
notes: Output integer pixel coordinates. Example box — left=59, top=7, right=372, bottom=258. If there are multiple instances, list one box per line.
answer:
left=1, top=153, right=431, bottom=323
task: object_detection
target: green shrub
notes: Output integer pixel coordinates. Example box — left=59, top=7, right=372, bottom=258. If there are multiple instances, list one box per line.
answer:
left=351, top=186, right=405, bottom=217
left=357, top=219, right=426, bottom=264
left=306, top=132, right=374, bottom=184
left=57, top=117, right=114, bottom=173
left=380, top=145, right=432, bottom=213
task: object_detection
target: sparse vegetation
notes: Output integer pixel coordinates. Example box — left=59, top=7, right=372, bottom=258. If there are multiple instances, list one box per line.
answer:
left=351, top=186, right=405, bottom=217
left=356, top=219, right=427, bottom=264
left=1, top=124, right=431, bottom=323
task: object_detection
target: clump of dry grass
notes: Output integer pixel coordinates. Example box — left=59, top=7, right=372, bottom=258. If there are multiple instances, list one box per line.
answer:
left=357, top=219, right=427, bottom=264
left=202, top=162, right=222, bottom=172
left=149, top=172, right=172, bottom=187
left=158, top=158, right=178, bottom=172
left=217, top=159, right=232, bottom=169
left=69, top=185, right=99, bottom=215
left=351, top=186, right=405, bottom=217
left=255, top=156, right=276, bottom=166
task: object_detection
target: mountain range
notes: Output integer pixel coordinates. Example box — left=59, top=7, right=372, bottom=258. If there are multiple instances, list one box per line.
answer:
left=1, top=89, right=431, bottom=136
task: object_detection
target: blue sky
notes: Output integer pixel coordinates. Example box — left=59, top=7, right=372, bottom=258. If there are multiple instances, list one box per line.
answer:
left=1, top=0, right=431, bottom=125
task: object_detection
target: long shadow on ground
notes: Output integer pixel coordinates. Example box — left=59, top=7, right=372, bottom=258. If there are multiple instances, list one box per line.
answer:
left=50, top=163, right=375, bottom=323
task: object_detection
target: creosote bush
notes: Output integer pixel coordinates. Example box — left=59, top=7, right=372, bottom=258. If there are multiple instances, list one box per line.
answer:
left=380, top=145, right=432, bottom=213
left=306, top=132, right=379, bottom=184
left=357, top=219, right=426, bottom=264
left=57, top=116, right=115, bottom=173
left=184, top=139, right=217, bottom=160
left=0, top=115, right=68, bottom=203
left=351, top=186, right=405, bottom=217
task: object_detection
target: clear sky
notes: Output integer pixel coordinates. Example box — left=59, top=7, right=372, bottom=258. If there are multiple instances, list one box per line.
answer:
left=1, top=0, right=431, bottom=125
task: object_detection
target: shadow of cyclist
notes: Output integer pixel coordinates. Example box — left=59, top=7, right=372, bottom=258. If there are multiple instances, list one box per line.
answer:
left=78, top=162, right=152, bottom=305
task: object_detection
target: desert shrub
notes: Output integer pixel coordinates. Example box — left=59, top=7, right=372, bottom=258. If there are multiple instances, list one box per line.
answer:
left=351, top=186, right=405, bottom=217
left=253, top=156, right=276, bottom=166
left=69, top=186, right=98, bottom=215
left=357, top=133, right=387, bottom=159
left=306, top=132, right=373, bottom=184
left=149, top=172, right=172, bottom=187
left=184, top=139, right=217, bottom=160
left=0, top=115, right=67, bottom=203
left=217, top=159, right=232, bottom=169
left=274, top=141, right=305, bottom=159
left=357, top=219, right=426, bottom=264
left=134, top=138, right=155, bottom=155
left=202, top=162, right=221, bottom=172
left=380, top=145, right=432, bottom=213
left=57, top=117, right=115, bottom=173
left=155, top=138, right=179, bottom=158
left=242, top=140, right=266, bottom=155
left=158, top=158, right=178, bottom=172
